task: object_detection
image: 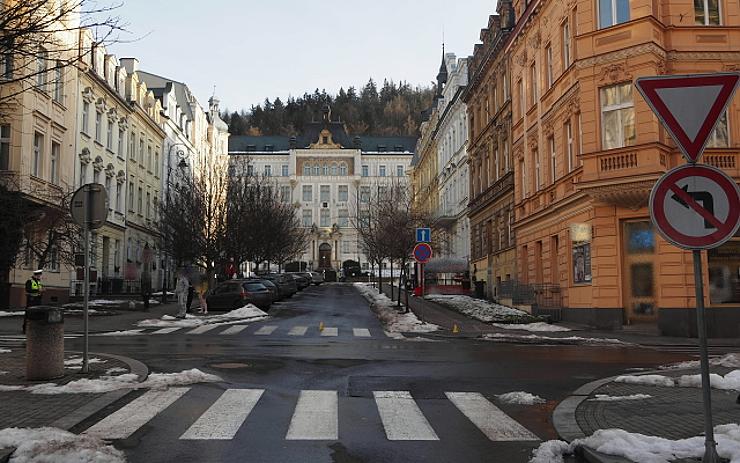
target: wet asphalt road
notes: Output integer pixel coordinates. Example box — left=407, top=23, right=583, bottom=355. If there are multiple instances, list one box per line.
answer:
left=65, top=283, right=690, bottom=463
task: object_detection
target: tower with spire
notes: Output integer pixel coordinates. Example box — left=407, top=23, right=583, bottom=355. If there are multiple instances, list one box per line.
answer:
left=436, top=44, right=448, bottom=96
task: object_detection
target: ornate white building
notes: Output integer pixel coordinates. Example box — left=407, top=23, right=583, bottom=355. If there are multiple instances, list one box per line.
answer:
left=229, top=107, right=415, bottom=272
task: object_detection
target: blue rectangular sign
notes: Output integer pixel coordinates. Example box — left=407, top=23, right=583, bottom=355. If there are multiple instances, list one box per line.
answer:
left=416, top=227, right=431, bottom=243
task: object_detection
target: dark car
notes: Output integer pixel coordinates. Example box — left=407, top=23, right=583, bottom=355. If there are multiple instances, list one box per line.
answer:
left=288, top=273, right=311, bottom=290
left=261, top=274, right=298, bottom=299
left=206, top=280, right=272, bottom=310
left=296, top=271, right=323, bottom=285
left=247, top=278, right=280, bottom=302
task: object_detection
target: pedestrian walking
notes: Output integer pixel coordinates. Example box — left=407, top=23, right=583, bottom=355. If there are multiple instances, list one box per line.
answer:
left=140, top=270, right=152, bottom=310
left=175, top=270, right=189, bottom=319
left=196, top=276, right=209, bottom=314
left=186, top=280, right=195, bottom=313
left=23, top=269, right=43, bottom=333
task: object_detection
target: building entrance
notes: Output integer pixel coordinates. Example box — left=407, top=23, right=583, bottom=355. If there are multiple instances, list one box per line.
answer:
left=318, top=243, right=332, bottom=269
left=622, top=221, right=658, bottom=323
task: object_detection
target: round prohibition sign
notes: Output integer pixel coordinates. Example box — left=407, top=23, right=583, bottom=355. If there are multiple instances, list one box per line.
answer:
left=413, top=242, right=433, bottom=264
left=649, top=164, right=740, bottom=250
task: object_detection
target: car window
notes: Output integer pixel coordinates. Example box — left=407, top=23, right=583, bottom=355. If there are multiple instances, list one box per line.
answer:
left=244, top=282, right=266, bottom=291
left=215, top=283, right=238, bottom=294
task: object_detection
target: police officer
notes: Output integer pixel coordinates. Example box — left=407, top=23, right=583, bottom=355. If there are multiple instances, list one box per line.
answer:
left=23, top=269, right=43, bottom=333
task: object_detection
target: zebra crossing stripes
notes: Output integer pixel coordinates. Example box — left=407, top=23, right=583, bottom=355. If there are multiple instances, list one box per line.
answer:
left=187, top=325, right=219, bottom=335
left=219, top=325, right=248, bottom=335
left=320, top=327, right=338, bottom=337
left=373, top=391, right=439, bottom=441
left=285, top=390, right=338, bottom=440
left=254, top=325, right=278, bottom=335
left=152, top=327, right=181, bottom=335
left=288, top=326, right=308, bottom=336
left=85, top=388, right=190, bottom=440
left=90, top=325, right=392, bottom=339
left=353, top=328, right=371, bottom=337
left=445, top=392, right=539, bottom=441
left=180, top=389, right=264, bottom=440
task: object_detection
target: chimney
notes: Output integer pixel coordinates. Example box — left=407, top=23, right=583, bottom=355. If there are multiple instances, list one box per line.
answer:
left=119, top=57, right=139, bottom=74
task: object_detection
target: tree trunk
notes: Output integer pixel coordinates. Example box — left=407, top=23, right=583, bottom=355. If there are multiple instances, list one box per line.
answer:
left=377, top=260, right=383, bottom=295
left=390, top=260, right=394, bottom=302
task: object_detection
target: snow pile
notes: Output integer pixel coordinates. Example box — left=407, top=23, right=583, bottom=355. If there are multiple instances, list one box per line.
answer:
left=424, top=294, right=539, bottom=323
left=0, top=311, right=24, bottom=317
left=615, top=375, right=676, bottom=387
left=589, top=394, right=652, bottom=402
left=0, top=427, right=126, bottom=463
left=661, top=353, right=740, bottom=370
left=496, top=391, right=546, bottom=405
left=137, top=305, right=268, bottom=328
left=492, top=322, right=571, bottom=332
left=616, top=370, right=740, bottom=391
left=0, top=348, right=11, bottom=354
left=529, top=424, right=740, bottom=463
left=64, top=357, right=107, bottom=367
left=0, top=371, right=7, bottom=375
left=354, top=283, right=439, bottom=333
left=94, top=329, right=145, bottom=337
left=484, top=333, right=630, bottom=346
left=63, top=299, right=127, bottom=309
left=105, top=367, right=127, bottom=375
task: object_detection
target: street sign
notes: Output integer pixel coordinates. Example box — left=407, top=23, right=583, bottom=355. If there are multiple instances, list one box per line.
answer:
left=413, top=242, right=433, bottom=264
left=649, top=164, right=740, bottom=250
left=416, top=227, right=431, bottom=243
left=70, top=183, right=108, bottom=229
left=635, top=72, right=740, bottom=163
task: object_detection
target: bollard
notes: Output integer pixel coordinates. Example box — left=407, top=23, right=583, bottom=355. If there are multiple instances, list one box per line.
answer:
left=25, top=306, right=65, bottom=381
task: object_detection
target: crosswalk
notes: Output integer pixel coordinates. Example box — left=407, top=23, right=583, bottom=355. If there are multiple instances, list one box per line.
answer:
left=87, top=324, right=399, bottom=339
left=83, top=388, right=540, bottom=443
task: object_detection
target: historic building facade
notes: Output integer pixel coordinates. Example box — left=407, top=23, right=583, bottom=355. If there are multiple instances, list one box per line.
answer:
left=464, top=7, right=515, bottom=298
left=229, top=108, right=415, bottom=272
left=507, top=0, right=740, bottom=335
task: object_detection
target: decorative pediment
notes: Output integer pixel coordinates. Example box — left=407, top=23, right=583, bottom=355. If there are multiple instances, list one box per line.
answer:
left=514, top=51, right=528, bottom=67
left=107, top=107, right=118, bottom=122
left=82, top=87, right=95, bottom=104
left=527, top=31, right=542, bottom=50
left=79, top=147, right=92, bottom=164
left=599, top=62, right=632, bottom=84
left=118, top=117, right=129, bottom=131
left=543, top=122, right=554, bottom=138
left=309, top=128, right=342, bottom=149
left=95, top=97, right=107, bottom=113
left=564, top=97, right=581, bottom=118
left=527, top=134, right=538, bottom=151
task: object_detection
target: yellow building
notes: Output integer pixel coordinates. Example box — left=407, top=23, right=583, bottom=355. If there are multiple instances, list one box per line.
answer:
left=508, top=0, right=740, bottom=336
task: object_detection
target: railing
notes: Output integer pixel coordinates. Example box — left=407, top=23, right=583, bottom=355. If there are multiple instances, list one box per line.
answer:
left=600, top=152, right=637, bottom=172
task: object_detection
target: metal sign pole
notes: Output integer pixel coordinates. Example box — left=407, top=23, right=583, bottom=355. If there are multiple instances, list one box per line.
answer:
left=420, top=263, right=425, bottom=323
left=82, top=186, right=90, bottom=374
left=693, top=249, right=719, bottom=463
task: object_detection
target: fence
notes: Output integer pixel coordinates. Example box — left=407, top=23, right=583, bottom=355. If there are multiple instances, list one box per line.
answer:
left=497, top=280, right=563, bottom=321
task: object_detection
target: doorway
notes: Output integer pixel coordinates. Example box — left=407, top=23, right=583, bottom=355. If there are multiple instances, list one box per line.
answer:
left=622, top=221, right=658, bottom=323
left=102, top=236, right=110, bottom=277
left=318, top=243, right=332, bottom=269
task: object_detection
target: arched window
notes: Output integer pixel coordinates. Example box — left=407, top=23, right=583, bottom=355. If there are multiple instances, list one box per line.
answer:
left=322, top=164, right=328, bottom=176
left=330, top=163, right=338, bottom=176
left=339, top=163, right=348, bottom=176
left=303, top=163, right=311, bottom=176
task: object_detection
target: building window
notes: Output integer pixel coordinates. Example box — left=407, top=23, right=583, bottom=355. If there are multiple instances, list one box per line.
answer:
left=320, top=209, right=330, bottom=227
left=146, top=191, right=151, bottom=219
left=361, top=165, right=369, bottom=177
left=129, top=133, right=135, bottom=160
left=341, top=240, right=351, bottom=254
left=104, top=176, right=112, bottom=208
left=330, top=163, right=338, bottom=176
left=520, top=158, right=528, bottom=199
left=117, top=128, right=125, bottom=157
left=396, top=165, right=404, bottom=177
left=302, top=185, right=312, bottom=202
left=79, top=162, right=87, bottom=186
left=82, top=102, right=90, bottom=134
left=137, top=186, right=142, bottom=214
left=0, top=46, right=13, bottom=80
left=534, top=149, right=541, bottom=191
left=320, top=185, right=330, bottom=202
left=0, top=124, right=10, bottom=170
left=95, top=112, right=102, bottom=143
left=138, top=138, right=144, bottom=164
left=545, top=45, right=553, bottom=89
left=338, top=185, right=348, bottom=202
left=53, top=62, right=63, bottom=103
left=264, top=165, right=272, bottom=177
left=247, top=164, right=254, bottom=176
left=147, top=145, right=152, bottom=171
left=562, top=20, right=571, bottom=68
left=128, top=181, right=134, bottom=210
left=360, top=186, right=370, bottom=203
left=379, top=165, right=386, bottom=177
left=36, top=47, right=47, bottom=90
left=601, top=82, right=635, bottom=150
left=695, top=0, right=721, bottom=25
left=599, top=0, right=630, bottom=28
left=338, top=209, right=349, bottom=227
left=280, top=185, right=291, bottom=202
left=709, top=240, right=740, bottom=304
left=707, top=111, right=729, bottom=148
left=50, top=141, right=59, bottom=184
left=529, top=62, right=538, bottom=106
left=106, top=118, right=113, bottom=150
left=313, top=165, right=320, bottom=176
left=282, top=164, right=289, bottom=176
left=302, top=209, right=312, bottom=227
left=154, top=151, right=159, bottom=177
left=303, top=163, right=311, bottom=176
left=517, top=79, right=524, bottom=118
left=339, top=163, right=348, bottom=176
left=549, top=136, right=556, bottom=184
left=115, top=183, right=122, bottom=212
left=565, top=121, right=574, bottom=173
left=33, top=132, right=43, bottom=178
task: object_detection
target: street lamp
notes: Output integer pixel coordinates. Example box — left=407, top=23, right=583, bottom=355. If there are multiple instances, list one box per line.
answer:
left=161, top=142, right=190, bottom=303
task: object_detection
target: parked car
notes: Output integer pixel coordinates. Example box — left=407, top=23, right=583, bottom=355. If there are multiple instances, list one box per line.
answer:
left=288, top=273, right=311, bottom=290
left=247, top=278, right=280, bottom=302
left=206, top=280, right=272, bottom=311
left=261, top=273, right=298, bottom=299
left=306, top=271, right=325, bottom=285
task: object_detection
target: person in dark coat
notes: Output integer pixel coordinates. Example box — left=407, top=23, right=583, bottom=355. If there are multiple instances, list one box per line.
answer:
left=140, top=270, right=152, bottom=310
left=23, top=269, right=43, bottom=333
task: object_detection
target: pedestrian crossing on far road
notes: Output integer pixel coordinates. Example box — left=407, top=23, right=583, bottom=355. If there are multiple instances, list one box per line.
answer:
left=89, top=325, right=401, bottom=339
left=82, top=388, right=540, bottom=443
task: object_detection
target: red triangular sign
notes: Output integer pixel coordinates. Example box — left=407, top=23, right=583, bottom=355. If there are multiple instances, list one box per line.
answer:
left=636, top=72, right=740, bottom=163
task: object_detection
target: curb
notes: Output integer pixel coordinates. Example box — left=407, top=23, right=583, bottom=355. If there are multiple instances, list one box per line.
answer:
left=0, top=447, right=13, bottom=463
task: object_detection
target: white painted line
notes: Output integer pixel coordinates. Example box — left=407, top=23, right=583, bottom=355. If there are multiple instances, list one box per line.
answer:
left=288, top=326, right=308, bottom=336
left=384, top=331, right=405, bottom=340
left=320, top=327, right=338, bottom=337
left=220, top=325, right=248, bottom=335
left=353, top=328, right=371, bottom=338
left=285, top=390, right=338, bottom=440
left=445, top=392, right=539, bottom=441
left=152, top=327, right=181, bottom=335
left=373, top=391, right=439, bottom=441
left=180, top=389, right=264, bottom=440
left=254, top=325, right=278, bottom=335
left=187, top=325, right=219, bottom=335
left=85, top=388, right=190, bottom=440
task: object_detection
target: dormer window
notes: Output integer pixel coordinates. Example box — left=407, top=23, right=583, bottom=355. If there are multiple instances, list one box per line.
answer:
left=377, top=145, right=387, bottom=153
left=246, top=144, right=256, bottom=152
left=322, top=136, right=329, bottom=144
left=264, top=145, right=274, bottom=152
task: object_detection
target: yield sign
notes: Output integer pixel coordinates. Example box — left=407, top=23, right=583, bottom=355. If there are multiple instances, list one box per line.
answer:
left=649, top=164, right=740, bottom=250
left=635, top=72, right=740, bottom=163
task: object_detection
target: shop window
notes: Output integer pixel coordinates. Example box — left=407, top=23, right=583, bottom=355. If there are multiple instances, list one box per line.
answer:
left=572, top=243, right=592, bottom=284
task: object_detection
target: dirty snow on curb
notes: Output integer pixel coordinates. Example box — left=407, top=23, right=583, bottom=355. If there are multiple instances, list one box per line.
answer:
left=0, top=427, right=126, bottom=463
left=616, top=370, right=740, bottom=390
left=105, top=367, right=127, bottom=375
left=615, top=375, right=676, bottom=387
left=354, top=283, right=439, bottom=333
left=0, top=310, right=24, bottom=317
left=589, top=394, right=652, bottom=402
left=0, top=371, right=7, bottom=375
left=492, top=322, right=571, bottom=332
left=529, top=424, right=740, bottom=463
left=483, top=333, right=629, bottom=346
left=137, top=305, right=267, bottom=328
left=64, top=357, right=107, bottom=367
left=424, top=294, right=530, bottom=322
left=496, top=391, right=546, bottom=405
left=660, top=353, right=740, bottom=370
left=94, top=329, right=145, bottom=336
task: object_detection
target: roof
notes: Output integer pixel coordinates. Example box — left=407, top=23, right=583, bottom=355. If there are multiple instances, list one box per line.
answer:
left=228, top=128, right=417, bottom=154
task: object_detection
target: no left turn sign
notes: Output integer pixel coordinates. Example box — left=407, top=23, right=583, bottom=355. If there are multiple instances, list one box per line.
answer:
left=649, top=164, right=740, bottom=250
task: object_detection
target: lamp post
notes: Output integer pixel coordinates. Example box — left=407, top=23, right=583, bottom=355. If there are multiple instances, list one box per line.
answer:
left=161, top=142, right=190, bottom=303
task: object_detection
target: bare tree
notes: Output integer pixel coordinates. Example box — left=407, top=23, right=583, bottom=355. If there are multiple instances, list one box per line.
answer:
left=0, top=180, right=28, bottom=302
left=22, top=187, right=80, bottom=271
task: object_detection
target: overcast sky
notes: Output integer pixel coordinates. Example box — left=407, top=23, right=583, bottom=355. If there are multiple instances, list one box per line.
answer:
left=108, top=1, right=496, bottom=112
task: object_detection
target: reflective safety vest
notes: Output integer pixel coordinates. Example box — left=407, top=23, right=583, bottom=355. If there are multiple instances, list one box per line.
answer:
left=29, top=279, right=41, bottom=294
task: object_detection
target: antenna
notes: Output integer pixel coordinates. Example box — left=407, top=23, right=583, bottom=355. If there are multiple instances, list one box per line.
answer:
left=212, top=84, right=216, bottom=98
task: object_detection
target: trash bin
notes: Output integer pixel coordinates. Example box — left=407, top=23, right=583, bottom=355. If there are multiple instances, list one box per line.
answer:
left=25, top=306, right=64, bottom=381
left=474, top=281, right=485, bottom=299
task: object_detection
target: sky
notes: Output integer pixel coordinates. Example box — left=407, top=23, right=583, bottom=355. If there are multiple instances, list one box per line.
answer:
left=106, top=0, right=497, bottom=113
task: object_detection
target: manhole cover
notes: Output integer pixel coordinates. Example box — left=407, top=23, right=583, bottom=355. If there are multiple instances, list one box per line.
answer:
left=210, top=363, right=250, bottom=369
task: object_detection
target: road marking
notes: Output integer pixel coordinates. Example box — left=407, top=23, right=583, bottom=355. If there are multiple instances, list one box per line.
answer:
left=384, top=331, right=405, bottom=340
left=152, top=327, right=181, bottom=335
left=285, top=390, right=338, bottom=440
left=445, top=392, right=539, bottom=441
left=373, top=391, right=439, bottom=441
left=220, top=325, right=248, bottom=335
left=320, top=327, right=338, bottom=337
left=85, top=388, right=189, bottom=440
left=180, top=389, right=264, bottom=440
left=288, top=326, right=308, bottom=336
left=353, top=328, right=371, bottom=337
left=254, top=325, right=278, bottom=335
left=187, top=325, right=219, bottom=335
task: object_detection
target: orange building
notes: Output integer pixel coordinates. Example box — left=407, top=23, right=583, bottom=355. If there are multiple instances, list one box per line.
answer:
left=508, top=0, right=740, bottom=336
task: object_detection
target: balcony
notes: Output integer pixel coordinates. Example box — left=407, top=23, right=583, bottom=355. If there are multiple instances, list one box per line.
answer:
left=432, top=208, right=458, bottom=228
left=704, top=151, right=739, bottom=178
